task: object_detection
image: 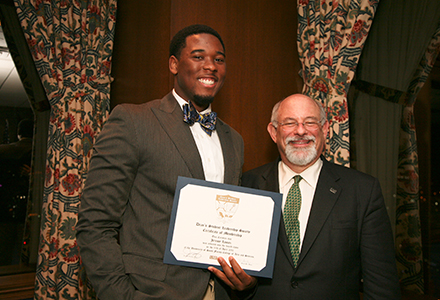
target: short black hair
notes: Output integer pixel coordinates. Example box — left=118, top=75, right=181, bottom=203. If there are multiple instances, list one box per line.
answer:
left=169, top=24, right=225, bottom=59
left=17, top=119, right=33, bottom=138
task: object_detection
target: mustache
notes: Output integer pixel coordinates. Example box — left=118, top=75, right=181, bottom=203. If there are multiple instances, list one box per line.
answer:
left=285, top=135, right=316, bottom=144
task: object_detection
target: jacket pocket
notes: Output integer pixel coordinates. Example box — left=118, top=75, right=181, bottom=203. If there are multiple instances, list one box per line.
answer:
left=332, top=218, right=358, bottom=229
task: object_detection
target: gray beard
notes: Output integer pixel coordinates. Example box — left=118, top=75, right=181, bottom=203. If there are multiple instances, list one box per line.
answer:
left=285, top=136, right=318, bottom=166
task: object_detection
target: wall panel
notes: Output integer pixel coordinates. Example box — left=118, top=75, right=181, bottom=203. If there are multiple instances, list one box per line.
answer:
left=110, top=1, right=172, bottom=106
left=110, top=0, right=302, bottom=171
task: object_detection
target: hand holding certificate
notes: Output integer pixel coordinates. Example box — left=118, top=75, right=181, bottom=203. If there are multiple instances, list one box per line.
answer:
left=163, top=177, right=282, bottom=278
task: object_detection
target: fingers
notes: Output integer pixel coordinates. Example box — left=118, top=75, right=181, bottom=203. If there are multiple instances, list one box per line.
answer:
left=208, top=265, right=233, bottom=287
left=208, top=256, right=257, bottom=291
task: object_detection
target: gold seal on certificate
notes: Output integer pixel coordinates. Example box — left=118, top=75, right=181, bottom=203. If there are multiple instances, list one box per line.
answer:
left=164, top=177, right=282, bottom=278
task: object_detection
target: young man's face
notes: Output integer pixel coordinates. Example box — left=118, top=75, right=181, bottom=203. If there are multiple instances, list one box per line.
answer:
left=169, top=33, right=226, bottom=111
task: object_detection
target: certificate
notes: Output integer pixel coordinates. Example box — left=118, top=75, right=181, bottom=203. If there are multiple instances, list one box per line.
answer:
left=163, top=176, right=282, bottom=278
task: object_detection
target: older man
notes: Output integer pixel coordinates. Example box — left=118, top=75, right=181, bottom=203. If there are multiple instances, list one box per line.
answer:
left=241, top=94, right=401, bottom=299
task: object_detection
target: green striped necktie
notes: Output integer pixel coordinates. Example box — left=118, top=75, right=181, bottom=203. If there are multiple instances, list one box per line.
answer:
left=284, top=175, right=302, bottom=267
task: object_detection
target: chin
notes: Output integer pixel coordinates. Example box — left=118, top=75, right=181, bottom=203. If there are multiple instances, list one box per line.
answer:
left=285, top=146, right=317, bottom=166
left=193, top=94, right=215, bottom=107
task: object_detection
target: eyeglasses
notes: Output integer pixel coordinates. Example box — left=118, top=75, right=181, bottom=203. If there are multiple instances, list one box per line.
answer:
left=274, top=120, right=322, bottom=131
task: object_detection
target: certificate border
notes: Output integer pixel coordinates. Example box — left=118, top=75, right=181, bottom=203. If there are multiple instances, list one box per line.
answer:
left=163, top=176, right=282, bottom=278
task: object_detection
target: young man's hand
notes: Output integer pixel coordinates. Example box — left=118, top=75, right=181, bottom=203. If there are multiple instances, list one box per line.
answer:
left=208, top=256, right=257, bottom=291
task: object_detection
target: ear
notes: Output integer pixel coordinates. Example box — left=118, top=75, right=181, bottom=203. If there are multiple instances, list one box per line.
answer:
left=322, top=120, right=329, bottom=138
left=267, top=122, right=278, bottom=144
left=169, top=55, right=178, bottom=75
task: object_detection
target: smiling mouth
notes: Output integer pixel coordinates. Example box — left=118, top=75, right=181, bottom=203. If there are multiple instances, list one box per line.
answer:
left=290, top=140, right=311, bottom=145
left=286, top=136, right=316, bottom=147
left=198, top=78, right=215, bottom=86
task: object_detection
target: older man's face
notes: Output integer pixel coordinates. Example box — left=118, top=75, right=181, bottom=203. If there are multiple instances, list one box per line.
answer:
left=268, top=95, right=329, bottom=171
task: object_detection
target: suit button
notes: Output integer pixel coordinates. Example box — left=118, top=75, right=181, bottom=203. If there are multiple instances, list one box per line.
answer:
left=291, top=281, right=298, bottom=288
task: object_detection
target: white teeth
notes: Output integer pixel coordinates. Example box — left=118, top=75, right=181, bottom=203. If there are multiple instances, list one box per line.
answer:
left=199, top=78, right=215, bottom=85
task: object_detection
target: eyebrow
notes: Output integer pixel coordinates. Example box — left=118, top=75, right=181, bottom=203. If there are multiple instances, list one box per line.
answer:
left=282, top=116, right=319, bottom=122
left=190, top=49, right=226, bottom=57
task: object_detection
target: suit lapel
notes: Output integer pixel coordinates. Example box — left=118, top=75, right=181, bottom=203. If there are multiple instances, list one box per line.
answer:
left=258, top=159, right=343, bottom=270
left=255, top=160, right=296, bottom=268
left=151, top=93, right=205, bottom=180
left=279, top=214, right=295, bottom=268
left=296, top=160, right=341, bottom=268
left=216, top=121, right=234, bottom=184
left=256, top=160, right=279, bottom=193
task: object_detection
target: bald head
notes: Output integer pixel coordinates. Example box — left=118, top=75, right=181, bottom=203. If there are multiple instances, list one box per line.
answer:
left=271, top=94, right=326, bottom=127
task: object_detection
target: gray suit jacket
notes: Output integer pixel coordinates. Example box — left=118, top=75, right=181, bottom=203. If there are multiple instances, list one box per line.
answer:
left=77, top=92, right=244, bottom=300
left=242, top=158, right=401, bottom=300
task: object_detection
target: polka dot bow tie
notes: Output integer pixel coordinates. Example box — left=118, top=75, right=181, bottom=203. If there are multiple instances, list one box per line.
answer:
left=183, top=101, right=217, bottom=136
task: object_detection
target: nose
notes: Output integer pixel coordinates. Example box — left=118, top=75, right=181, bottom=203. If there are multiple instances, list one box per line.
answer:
left=204, top=57, right=217, bottom=72
left=294, top=122, right=307, bottom=135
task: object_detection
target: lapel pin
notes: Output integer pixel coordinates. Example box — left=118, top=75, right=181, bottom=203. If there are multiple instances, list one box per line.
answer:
left=330, top=187, right=337, bottom=194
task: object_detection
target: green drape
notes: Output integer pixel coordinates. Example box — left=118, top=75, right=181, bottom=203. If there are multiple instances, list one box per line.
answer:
left=350, top=0, right=440, bottom=292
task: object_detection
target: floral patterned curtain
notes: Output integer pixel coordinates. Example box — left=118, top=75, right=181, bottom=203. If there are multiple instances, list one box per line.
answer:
left=14, top=0, right=117, bottom=298
left=297, top=0, right=379, bottom=165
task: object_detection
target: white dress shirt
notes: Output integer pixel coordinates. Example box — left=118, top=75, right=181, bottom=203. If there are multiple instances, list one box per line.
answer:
left=173, top=89, right=225, bottom=183
left=278, top=158, right=323, bottom=250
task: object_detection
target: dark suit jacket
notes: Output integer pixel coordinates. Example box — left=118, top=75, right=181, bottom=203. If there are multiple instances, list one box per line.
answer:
left=77, top=93, right=244, bottom=300
left=241, top=158, right=401, bottom=300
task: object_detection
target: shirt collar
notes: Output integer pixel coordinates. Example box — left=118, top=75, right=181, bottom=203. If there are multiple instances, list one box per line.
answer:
left=173, top=89, right=212, bottom=114
left=279, top=157, right=323, bottom=190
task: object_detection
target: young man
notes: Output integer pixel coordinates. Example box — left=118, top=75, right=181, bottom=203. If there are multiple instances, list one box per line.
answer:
left=77, top=24, right=255, bottom=300
left=241, top=94, right=401, bottom=299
